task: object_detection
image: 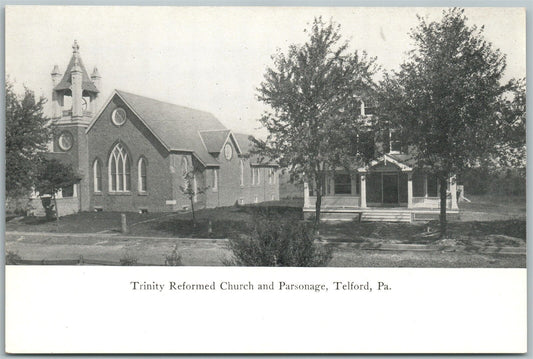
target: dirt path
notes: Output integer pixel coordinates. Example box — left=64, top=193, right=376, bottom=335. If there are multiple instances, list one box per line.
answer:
left=5, top=232, right=525, bottom=268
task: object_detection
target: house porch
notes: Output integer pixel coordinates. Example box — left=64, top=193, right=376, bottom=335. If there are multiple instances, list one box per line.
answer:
left=303, top=154, right=458, bottom=222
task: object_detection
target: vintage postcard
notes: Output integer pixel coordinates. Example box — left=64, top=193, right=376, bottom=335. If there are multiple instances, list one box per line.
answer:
left=4, top=6, right=527, bottom=353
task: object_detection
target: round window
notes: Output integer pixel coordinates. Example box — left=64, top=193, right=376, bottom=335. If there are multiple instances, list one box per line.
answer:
left=58, top=131, right=73, bottom=151
left=224, top=143, right=233, bottom=160
left=111, top=107, right=127, bottom=126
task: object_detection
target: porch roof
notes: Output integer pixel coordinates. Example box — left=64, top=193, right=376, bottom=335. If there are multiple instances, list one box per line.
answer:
left=358, top=153, right=415, bottom=172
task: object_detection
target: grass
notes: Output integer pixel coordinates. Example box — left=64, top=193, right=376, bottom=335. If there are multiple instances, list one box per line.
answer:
left=5, top=195, right=526, bottom=246
left=5, top=195, right=526, bottom=268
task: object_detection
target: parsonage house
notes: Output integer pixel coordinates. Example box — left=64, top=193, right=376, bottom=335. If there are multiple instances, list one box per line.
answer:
left=32, top=42, right=279, bottom=215
left=303, top=107, right=459, bottom=222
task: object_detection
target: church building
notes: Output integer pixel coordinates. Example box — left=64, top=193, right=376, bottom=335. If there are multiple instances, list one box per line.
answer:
left=40, top=41, right=279, bottom=215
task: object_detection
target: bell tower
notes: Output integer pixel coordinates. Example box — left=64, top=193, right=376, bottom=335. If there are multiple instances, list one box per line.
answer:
left=51, top=40, right=101, bottom=126
left=50, top=41, right=101, bottom=211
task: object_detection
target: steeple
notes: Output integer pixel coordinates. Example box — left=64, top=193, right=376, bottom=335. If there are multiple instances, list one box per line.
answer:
left=72, top=39, right=80, bottom=54
left=71, top=42, right=83, bottom=118
left=51, top=65, right=62, bottom=118
left=51, top=40, right=100, bottom=124
left=91, top=67, right=102, bottom=109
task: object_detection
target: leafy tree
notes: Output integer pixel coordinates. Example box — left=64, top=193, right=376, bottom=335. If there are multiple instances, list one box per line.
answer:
left=179, top=170, right=207, bottom=229
left=5, top=78, right=51, bottom=199
left=34, top=159, right=80, bottom=220
left=255, top=17, right=378, bottom=231
left=378, top=8, right=513, bottom=236
left=494, top=79, right=526, bottom=168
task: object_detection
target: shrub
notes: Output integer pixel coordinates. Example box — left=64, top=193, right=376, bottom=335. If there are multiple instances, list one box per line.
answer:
left=6, top=251, right=22, bottom=265
left=119, top=251, right=138, bottom=266
left=164, top=245, right=183, bottom=266
left=224, top=218, right=332, bottom=267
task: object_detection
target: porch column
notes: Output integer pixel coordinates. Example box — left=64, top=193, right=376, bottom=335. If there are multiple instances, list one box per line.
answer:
left=424, top=174, right=428, bottom=198
left=407, top=171, right=413, bottom=208
left=450, top=175, right=458, bottom=210
left=360, top=172, right=367, bottom=208
left=303, top=181, right=310, bottom=208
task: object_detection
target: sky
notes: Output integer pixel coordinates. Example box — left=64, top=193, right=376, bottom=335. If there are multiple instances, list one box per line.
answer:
left=5, top=6, right=526, bottom=137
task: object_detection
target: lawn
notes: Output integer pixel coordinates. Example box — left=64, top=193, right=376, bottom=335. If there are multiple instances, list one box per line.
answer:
left=6, top=196, right=526, bottom=245
left=5, top=195, right=526, bottom=267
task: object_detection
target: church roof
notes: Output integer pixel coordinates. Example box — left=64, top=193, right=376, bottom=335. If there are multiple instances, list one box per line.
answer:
left=114, top=90, right=228, bottom=166
left=234, top=133, right=277, bottom=166
left=199, top=130, right=232, bottom=153
left=233, top=133, right=253, bottom=154
left=54, top=54, right=99, bottom=93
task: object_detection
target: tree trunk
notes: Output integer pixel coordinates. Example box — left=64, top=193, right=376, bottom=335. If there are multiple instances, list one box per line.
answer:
left=53, top=193, right=59, bottom=221
left=190, top=198, right=196, bottom=229
left=53, top=193, right=59, bottom=231
left=314, top=191, right=322, bottom=234
left=314, top=174, right=324, bottom=235
left=439, top=175, right=448, bottom=238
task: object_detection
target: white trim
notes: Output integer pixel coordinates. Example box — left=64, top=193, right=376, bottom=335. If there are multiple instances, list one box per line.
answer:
left=108, top=143, right=131, bottom=192
left=240, top=159, right=244, bottom=186
left=138, top=157, right=147, bottom=192
left=251, top=166, right=255, bottom=185
left=198, top=130, right=244, bottom=155
left=93, top=159, right=101, bottom=192
left=193, top=174, right=198, bottom=203
left=212, top=168, right=218, bottom=191
left=358, top=153, right=413, bottom=172
left=226, top=132, right=243, bottom=155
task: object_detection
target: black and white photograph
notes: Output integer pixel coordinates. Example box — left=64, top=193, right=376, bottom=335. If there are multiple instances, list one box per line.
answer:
left=3, top=5, right=527, bottom=354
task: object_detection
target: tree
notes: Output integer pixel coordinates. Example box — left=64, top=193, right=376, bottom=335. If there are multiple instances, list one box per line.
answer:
left=5, top=78, right=51, bottom=199
left=179, top=170, right=206, bottom=229
left=378, top=8, right=512, bottom=236
left=494, top=78, right=526, bottom=169
left=255, top=17, right=378, bottom=231
left=34, top=159, right=80, bottom=221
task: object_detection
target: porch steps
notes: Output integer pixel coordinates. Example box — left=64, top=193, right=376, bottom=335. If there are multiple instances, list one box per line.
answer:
left=361, top=210, right=412, bottom=223
left=305, top=208, right=459, bottom=222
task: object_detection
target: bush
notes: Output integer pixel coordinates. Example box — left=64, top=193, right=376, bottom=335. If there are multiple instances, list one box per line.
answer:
left=119, top=251, right=138, bottom=266
left=164, top=245, right=183, bottom=266
left=224, top=218, right=332, bottom=267
left=6, top=251, right=22, bottom=265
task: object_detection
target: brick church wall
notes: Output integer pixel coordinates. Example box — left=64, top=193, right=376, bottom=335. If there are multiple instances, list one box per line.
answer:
left=88, top=96, right=173, bottom=212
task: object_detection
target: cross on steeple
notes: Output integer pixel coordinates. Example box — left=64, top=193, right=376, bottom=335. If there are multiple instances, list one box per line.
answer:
left=72, top=40, right=79, bottom=54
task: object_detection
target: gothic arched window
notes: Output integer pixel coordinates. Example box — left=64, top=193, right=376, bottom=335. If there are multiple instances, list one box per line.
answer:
left=181, top=157, right=189, bottom=176
left=138, top=157, right=147, bottom=192
left=240, top=159, right=244, bottom=186
left=108, top=143, right=131, bottom=192
left=93, top=158, right=102, bottom=192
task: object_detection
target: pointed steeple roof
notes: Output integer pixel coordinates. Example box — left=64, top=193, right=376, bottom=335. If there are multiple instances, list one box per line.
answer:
left=54, top=41, right=99, bottom=93
left=51, top=65, right=61, bottom=76
left=91, top=66, right=101, bottom=79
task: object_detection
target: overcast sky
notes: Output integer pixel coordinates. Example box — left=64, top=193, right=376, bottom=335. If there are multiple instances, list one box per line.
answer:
left=6, top=6, right=526, bottom=137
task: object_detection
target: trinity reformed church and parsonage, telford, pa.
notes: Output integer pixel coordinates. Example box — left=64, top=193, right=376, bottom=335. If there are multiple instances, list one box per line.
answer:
left=30, top=41, right=280, bottom=216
